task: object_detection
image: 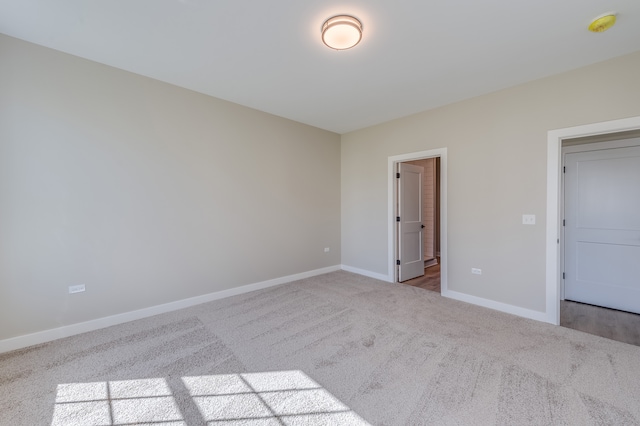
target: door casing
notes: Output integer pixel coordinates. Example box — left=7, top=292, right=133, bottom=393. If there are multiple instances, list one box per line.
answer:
left=546, top=116, right=640, bottom=325
left=388, top=148, right=447, bottom=289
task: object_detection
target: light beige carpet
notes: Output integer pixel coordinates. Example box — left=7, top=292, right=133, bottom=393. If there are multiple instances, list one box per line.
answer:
left=1, top=271, right=640, bottom=425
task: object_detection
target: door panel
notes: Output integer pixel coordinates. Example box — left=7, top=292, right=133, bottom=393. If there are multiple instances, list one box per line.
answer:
left=576, top=242, right=640, bottom=286
left=398, top=163, right=424, bottom=282
left=576, top=156, right=640, bottom=230
left=564, top=145, right=640, bottom=313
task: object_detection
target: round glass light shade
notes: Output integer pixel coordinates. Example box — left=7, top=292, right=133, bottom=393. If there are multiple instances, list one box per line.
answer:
left=322, top=15, right=363, bottom=50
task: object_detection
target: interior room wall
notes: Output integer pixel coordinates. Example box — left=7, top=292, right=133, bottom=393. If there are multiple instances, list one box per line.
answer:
left=341, top=51, right=640, bottom=315
left=0, top=34, right=341, bottom=341
left=405, top=158, right=436, bottom=260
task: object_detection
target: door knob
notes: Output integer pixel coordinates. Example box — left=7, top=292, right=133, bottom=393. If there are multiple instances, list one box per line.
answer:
left=421, top=224, right=425, bottom=228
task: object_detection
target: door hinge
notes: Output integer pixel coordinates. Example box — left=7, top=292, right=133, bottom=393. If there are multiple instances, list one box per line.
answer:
left=396, top=260, right=401, bottom=266
left=396, top=216, right=400, bottom=222
left=563, top=272, right=566, bottom=279
left=563, top=219, right=565, bottom=226
left=563, top=166, right=566, bottom=173
left=396, top=172, right=400, bottom=178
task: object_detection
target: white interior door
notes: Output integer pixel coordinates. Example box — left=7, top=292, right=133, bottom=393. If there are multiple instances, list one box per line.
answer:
left=564, top=145, right=640, bottom=313
left=398, top=163, right=424, bottom=282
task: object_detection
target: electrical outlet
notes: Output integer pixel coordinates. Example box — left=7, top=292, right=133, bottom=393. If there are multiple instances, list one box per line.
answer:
left=69, top=284, right=86, bottom=294
left=324, top=247, right=330, bottom=253
left=522, top=214, right=536, bottom=225
left=471, top=268, right=482, bottom=275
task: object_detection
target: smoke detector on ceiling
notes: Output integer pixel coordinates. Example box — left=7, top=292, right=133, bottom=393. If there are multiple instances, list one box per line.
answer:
left=588, top=13, right=617, bottom=33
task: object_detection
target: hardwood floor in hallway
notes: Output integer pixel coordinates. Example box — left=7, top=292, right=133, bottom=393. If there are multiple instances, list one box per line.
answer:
left=401, top=261, right=440, bottom=292
left=561, top=300, right=640, bottom=347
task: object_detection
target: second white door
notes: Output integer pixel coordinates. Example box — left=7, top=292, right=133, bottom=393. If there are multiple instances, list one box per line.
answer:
left=564, top=144, right=640, bottom=313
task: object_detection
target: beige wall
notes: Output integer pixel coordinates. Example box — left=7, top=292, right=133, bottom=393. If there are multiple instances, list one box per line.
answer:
left=341, top=51, right=640, bottom=313
left=0, top=35, right=341, bottom=341
left=2, top=31, right=640, bottom=343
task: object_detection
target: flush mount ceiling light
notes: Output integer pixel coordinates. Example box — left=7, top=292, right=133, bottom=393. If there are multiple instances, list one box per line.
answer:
left=321, top=15, right=363, bottom=50
left=588, top=13, right=617, bottom=32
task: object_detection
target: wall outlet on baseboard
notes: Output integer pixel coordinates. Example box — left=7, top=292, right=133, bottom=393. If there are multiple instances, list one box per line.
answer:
left=69, top=284, right=86, bottom=294
left=324, top=247, right=330, bottom=253
left=471, top=268, right=482, bottom=275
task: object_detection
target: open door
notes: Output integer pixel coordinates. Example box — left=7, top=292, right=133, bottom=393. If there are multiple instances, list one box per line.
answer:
left=397, top=162, right=424, bottom=282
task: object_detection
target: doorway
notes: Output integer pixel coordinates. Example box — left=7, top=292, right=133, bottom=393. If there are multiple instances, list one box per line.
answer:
left=558, top=133, right=640, bottom=345
left=546, top=116, right=640, bottom=326
left=399, top=157, right=441, bottom=291
left=387, top=148, right=447, bottom=293
left=562, top=135, right=640, bottom=314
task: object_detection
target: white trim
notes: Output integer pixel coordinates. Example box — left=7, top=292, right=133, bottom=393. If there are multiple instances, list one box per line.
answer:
left=442, top=289, right=548, bottom=323
left=0, top=265, right=341, bottom=354
left=546, top=116, right=640, bottom=325
left=341, top=264, right=393, bottom=282
left=388, top=148, right=448, bottom=292
left=563, top=137, right=640, bottom=154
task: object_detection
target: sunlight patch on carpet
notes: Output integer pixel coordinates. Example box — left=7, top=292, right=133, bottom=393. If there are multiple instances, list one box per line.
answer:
left=52, top=378, right=184, bottom=425
left=52, top=371, right=369, bottom=425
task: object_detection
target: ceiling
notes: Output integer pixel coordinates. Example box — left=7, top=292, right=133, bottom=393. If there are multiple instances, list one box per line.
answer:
left=1, top=1, right=639, bottom=134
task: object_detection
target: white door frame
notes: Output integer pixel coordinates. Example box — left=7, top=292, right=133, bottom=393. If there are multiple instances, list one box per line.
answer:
left=388, top=148, right=447, bottom=289
left=546, top=116, right=640, bottom=325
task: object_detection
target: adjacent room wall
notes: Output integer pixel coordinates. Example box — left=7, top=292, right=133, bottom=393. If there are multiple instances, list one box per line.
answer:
left=405, top=158, right=436, bottom=260
left=0, top=34, right=341, bottom=341
left=341, top=51, right=640, bottom=315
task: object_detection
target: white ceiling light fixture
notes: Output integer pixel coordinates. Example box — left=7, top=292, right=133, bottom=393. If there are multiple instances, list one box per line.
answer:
left=321, top=15, right=363, bottom=50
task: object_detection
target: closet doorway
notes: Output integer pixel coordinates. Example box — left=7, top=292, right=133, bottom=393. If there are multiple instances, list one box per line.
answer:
left=546, top=115, right=640, bottom=327
left=562, top=135, right=640, bottom=313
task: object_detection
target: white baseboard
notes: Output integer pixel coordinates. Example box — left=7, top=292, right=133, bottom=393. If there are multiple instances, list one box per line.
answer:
left=0, top=265, right=342, bottom=354
left=340, top=265, right=393, bottom=283
left=442, top=289, right=550, bottom=323
left=424, top=258, right=438, bottom=268
left=342, top=265, right=549, bottom=323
